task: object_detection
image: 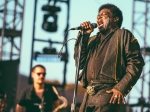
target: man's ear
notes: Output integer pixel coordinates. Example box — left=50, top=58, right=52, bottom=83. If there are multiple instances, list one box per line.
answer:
left=114, top=17, right=119, bottom=22
left=31, top=72, right=34, bottom=78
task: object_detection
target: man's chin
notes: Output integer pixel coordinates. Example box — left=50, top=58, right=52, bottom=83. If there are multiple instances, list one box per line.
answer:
left=99, top=27, right=104, bottom=31
left=37, top=82, right=44, bottom=85
left=99, top=28, right=109, bottom=34
left=99, top=29, right=106, bottom=33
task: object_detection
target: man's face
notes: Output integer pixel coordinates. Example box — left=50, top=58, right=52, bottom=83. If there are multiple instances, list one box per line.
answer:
left=31, top=67, right=46, bottom=85
left=96, top=8, right=114, bottom=33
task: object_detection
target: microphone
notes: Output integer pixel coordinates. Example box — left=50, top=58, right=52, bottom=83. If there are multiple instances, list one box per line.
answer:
left=70, top=23, right=97, bottom=30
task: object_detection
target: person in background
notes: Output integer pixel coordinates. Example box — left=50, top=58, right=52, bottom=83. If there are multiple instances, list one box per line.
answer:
left=16, top=64, right=60, bottom=112
left=0, top=87, right=7, bottom=112
left=74, top=3, right=145, bottom=112
left=0, top=71, right=7, bottom=112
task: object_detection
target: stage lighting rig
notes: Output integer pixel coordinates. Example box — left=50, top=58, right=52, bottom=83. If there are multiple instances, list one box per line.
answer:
left=42, top=5, right=61, bottom=12
left=34, top=47, right=68, bottom=62
left=141, top=47, right=150, bottom=55
left=41, top=4, right=61, bottom=32
left=33, top=38, right=68, bottom=62
left=43, top=47, right=57, bottom=54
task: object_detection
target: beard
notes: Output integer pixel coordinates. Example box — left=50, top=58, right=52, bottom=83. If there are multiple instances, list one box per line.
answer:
left=99, top=27, right=105, bottom=33
left=99, top=27, right=110, bottom=34
left=98, top=23, right=112, bottom=35
left=98, top=19, right=112, bottom=34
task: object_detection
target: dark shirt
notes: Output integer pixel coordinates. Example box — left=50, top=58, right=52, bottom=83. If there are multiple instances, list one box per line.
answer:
left=18, top=83, right=58, bottom=112
left=86, top=33, right=111, bottom=82
left=74, top=28, right=145, bottom=94
left=0, top=88, right=6, bottom=112
left=0, top=88, right=5, bottom=99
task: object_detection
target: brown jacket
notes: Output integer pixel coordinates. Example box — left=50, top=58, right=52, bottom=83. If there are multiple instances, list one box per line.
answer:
left=74, top=28, right=145, bottom=96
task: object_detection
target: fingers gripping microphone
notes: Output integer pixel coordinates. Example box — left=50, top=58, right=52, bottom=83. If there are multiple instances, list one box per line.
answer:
left=70, top=23, right=97, bottom=30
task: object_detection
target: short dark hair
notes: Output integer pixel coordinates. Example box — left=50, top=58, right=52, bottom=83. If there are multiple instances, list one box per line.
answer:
left=31, top=64, right=46, bottom=72
left=99, top=3, right=123, bottom=28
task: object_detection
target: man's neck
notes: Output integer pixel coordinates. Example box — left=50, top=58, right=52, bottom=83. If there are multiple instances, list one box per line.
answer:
left=101, top=30, right=111, bottom=39
left=34, top=83, right=45, bottom=91
left=33, top=83, right=45, bottom=98
left=101, top=27, right=118, bottom=39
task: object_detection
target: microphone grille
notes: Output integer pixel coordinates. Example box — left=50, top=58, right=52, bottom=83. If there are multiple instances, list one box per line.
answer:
left=92, top=23, right=97, bottom=28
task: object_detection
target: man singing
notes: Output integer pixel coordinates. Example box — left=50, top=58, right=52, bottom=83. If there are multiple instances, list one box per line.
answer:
left=74, top=3, right=145, bottom=112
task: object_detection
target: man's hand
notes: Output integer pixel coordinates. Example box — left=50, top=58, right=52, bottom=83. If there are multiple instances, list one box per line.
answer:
left=80, top=21, right=94, bottom=34
left=0, top=94, right=7, bottom=112
left=16, top=104, right=25, bottom=112
left=106, top=88, right=126, bottom=104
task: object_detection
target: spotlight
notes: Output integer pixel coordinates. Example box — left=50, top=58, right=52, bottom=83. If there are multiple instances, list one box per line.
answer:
left=35, top=53, right=61, bottom=62
left=42, top=5, right=61, bottom=12
left=42, top=14, right=58, bottom=32
left=34, top=47, right=60, bottom=62
left=34, top=52, right=68, bottom=62
left=140, top=47, right=150, bottom=55
left=43, top=47, right=57, bottom=54
left=41, top=5, right=61, bottom=32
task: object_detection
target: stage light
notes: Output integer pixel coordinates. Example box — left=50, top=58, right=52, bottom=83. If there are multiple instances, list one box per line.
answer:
left=42, top=14, right=58, bottom=32
left=42, top=5, right=61, bottom=12
left=34, top=51, right=60, bottom=62
left=41, top=5, right=61, bottom=32
left=35, top=54, right=61, bottom=62
left=141, top=47, right=150, bottom=55
left=43, top=47, right=57, bottom=54
left=34, top=47, right=68, bottom=62
left=34, top=52, right=67, bottom=62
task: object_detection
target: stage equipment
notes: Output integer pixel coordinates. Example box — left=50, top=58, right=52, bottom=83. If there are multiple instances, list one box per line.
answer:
left=42, top=4, right=61, bottom=32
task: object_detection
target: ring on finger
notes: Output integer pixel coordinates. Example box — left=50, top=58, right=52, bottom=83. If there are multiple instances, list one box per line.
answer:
left=114, top=95, right=118, bottom=98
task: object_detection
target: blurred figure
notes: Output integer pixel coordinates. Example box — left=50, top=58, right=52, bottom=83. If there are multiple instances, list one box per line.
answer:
left=75, top=103, right=81, bottom=112
left=16, top=64, right=60, bottom=112
left=0, top=88, right=6, bottom=112
left=0, top=72, right=7, bottom=112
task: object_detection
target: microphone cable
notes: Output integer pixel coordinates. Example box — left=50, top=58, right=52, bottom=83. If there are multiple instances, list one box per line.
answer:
left=58, top=29, right=77, bottom=58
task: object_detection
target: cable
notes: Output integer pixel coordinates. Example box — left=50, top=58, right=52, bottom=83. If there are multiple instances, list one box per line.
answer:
left=58, top=30, right=77, bottom=58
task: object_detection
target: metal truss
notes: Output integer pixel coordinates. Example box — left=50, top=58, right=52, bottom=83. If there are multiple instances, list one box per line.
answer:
left=0, top=0, right=25, bottom=60
left=29, top=0, right=70, bottom=88
left=127, top=0, right=150, bottom=112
